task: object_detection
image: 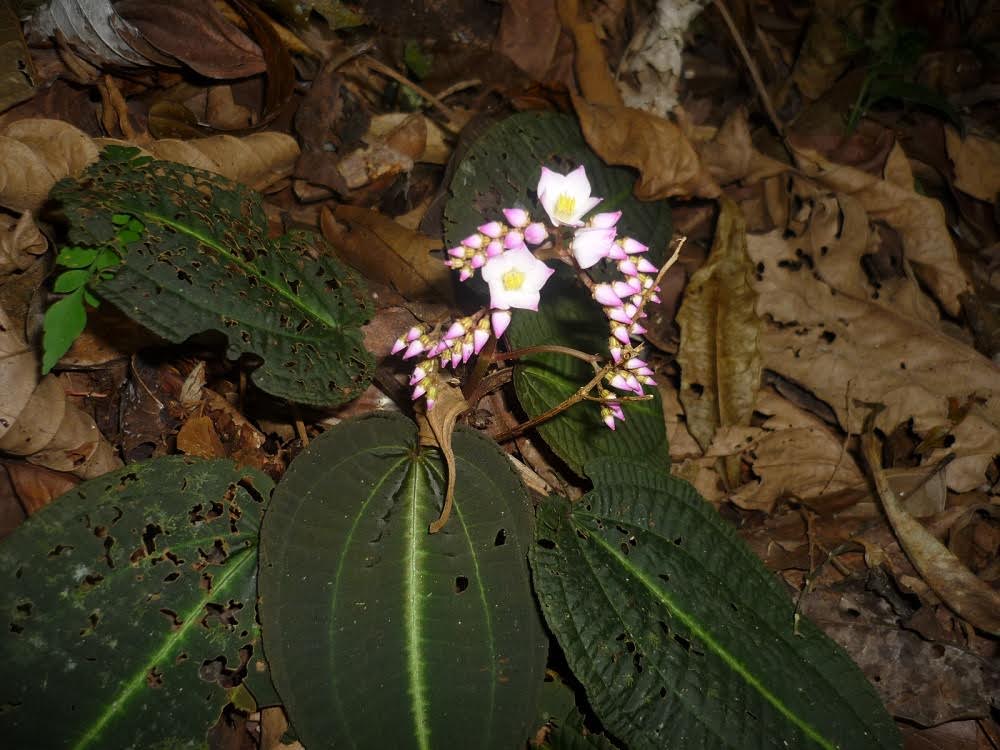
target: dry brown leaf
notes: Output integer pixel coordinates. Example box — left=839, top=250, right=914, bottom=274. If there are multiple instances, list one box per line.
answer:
left=177, top=414, right=226, bottom=459
left=863, top=434, right=1000, bottom=635
left=676, top=198, right=761, bottom=487
left=415, top=381, right=468, bottom=534
left=945, top=126, right=1000, bottom=202
left=0, top=118, right=299, bottom=212
left=557, top=0, right=623, bottom=107
left=747, top=229, right=1000, bottom=493
left=793, top=145, right=971, bottom=315
left=789, top=1, right=860, bottom=100
left=495, top=0, right=569, bottom=84
left=2, top=460, right=79, bottom=516
left=571, top=94, right=720, bottom=199
left=322, top=205, right=453, bottom=303
left=0, top=212, right=47, bottom=274
left=697, top=108, right=788, bottom=186
left=205, top=85, right=254, bottom=130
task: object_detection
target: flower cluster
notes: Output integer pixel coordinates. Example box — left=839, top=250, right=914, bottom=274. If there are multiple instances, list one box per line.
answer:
left=390, top=164, right=665, bottom=429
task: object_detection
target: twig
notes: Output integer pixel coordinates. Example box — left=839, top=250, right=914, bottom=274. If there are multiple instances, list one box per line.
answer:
left=713, top=0, right=784, bottom=135
left=359, top=55, right=460, bottom=127
left=491, top=344, right=601, bottom=366
left=434, top=79, right=482, bottom=100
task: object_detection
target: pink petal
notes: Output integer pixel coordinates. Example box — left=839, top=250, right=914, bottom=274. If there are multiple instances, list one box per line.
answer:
left=621, top=237, right=648, bottom=255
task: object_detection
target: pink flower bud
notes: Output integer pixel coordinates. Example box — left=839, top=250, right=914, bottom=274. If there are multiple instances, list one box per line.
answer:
left=593, top=283, right=622, bottom=307
left=491, top=310, right=512, bottom=339
left=391, top=337, right=406, bottom=355
left=608, top=244, right=627, bottom=260
left=409, top=365, right=428, bottom=385
left=478, top=221, right=503, bottom=238
left=609, top=343, right=623, bottom=363
left=445, top=321, right=466, bottom=340
left=461, top=340, right=474, bottom=363
left=427, top=341, right=447, bottom=358
left=611, top=325, right=631, bottom=344
left=470, top=253, right=485, bottom=269
left=458, top=268, right=473, bottom=282
left=406, top=326, right=423, bottom=342
left=590, top=211, right=621, bottom=229
left=619, top=259, right=638, bottom=277
left=603, top=412, right=617, bottom=430
left=636, top=258, right=658, bottom=274
left=503, top=207, right=529, bottom=227
left=403, top=339, right=425, bottom=359
left=524, top=222, right=548, bottom=245
left=608, top=307, right=634, bottom=324
left=462, top=234, right=483, bottom=249
left=472, top=328, right=490, bottom=354
left=612, top=281, right=635, bottom=299
left=447, top=246, right=466, bottom=258
left=486, top=240, right=503, bottom=258
left=629, top=322, right=647, bottom=336
left=621, top=237, right=648, bottom=255
left=609, top=373, right=629, bottom=391
left=412, top=383, right=427, bottom=399
left=504, top=231, right=524, bottom=249
left=610, top=403, right=625, bottom=420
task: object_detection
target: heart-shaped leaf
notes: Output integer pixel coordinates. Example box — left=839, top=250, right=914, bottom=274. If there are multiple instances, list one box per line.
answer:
left=443, top=112, right=671, bottom=474
left=531, top=458, right=901, bottom=750
left=258, top=412, right=547, bottom=749
left=0, top=457, right=274, bottom=749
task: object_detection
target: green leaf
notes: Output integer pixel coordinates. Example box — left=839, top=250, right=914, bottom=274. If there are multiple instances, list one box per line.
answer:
left=50, top=146, right=374, bottom=407
left=92, top=248, right=122, bottom=272
left=111, top=213, right=131, bottom=225
left=443, top=112, right=672, bottom=475
left=53, top=269, right=91, bottom=293
left=258, top=413, right=548, bottom=750
left=56, top=246, right=99, bottom=269
left=530, top=459, right=901, bottom=750
left=0, top=457, right=275, bottom=749
left=41, top=288, right=87, bottom=374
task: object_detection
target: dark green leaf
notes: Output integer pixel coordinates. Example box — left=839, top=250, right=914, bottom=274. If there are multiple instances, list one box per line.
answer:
left=259, top=413, right=548, bottom=750
left=530, top=459, right=901, bottom=750
left=50, top=146, right=374, bottom=407
left=92, top=248, right=121, bottom=272
left=41, top=288, right=86, bottom=374
left=443, top=112, right=671, bottom=475
left=0, top=457, right=274, bottom=749
left=111, top=213, right=130, bottom=225
left=56, top=246, right=99, bottom=269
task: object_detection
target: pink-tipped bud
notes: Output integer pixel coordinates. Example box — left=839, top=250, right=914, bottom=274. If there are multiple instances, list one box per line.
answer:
left=406, top=326, right=423, bottom=342
left=610, top=402, right=625, bottom=420
left=447, top=246, right=466, bottom=258
left=619, top=259, right=638, bottom=277
left=649, top=293, right=662, bottom=304
left=609, top=343, right=623, bottom=363
left=412, top=383, right=427, bottom=400
left=609, top=373, right=629, bottom=391
left=625, top=373, right=643, bottom=394
left=470, top=253, right=485, bottom=269
left=638, top=374, right=656, bottom=386
left=603, top=412, right=617, bottom=430
left=461, top=340, right=474, bottom=363
left=593, top=283, right=622, bottom=307
left=450, top=348, right=462, bottom=369
left=491, top=310, right=512, bottom=339
left=636, top=258, right=659, bottom=274
left=524, top=222, right=548, bottom=245
left=621, top=237, right=648, bottom=255
left=462, top=234, right=483, bottom=249
left=612, top=325, right=631, bottom=345
left=503, top=207, right=529, bottom=227
left=409, top=365, right=428, bottom=385
left=629, top=322, right=647, bottom=336
left=608, top=306, right=634, bottom=325
left=608, top=244, right=628, bottom=260
left=472, top=327, right=490, bottom=354
left=612, top=281, right=636, bottom=299
left=486, top=240, right=503, bottom=257
left=445, top=321, right=466, bottom=341
left=403, top=339, right=425, bottom=359
left=625, top=357, right=647, bottom=371
left=590, top=211, right=622, bottom=229
left=458, top=268, right=473, bottom=282
left=427, top=341, right=447, bottom=358
left=504, top=231, right=524, bottom=249
left=478, top=221, right=503, bottom=238
left=391, top=337, right=407, bottom=355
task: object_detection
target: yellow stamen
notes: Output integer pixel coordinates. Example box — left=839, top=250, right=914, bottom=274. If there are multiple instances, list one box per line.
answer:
left=502, top=269, right=526, bottom=291
left=554, top=193, right=576, bottom=218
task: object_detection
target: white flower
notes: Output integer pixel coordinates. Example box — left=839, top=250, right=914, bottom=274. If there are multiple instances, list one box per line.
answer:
left=481, top=246, right=555, bottom=311
left=537, top=166, right=602, bottom=227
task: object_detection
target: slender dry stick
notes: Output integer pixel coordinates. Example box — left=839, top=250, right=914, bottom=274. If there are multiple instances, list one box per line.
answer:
left=713, top=0, right=784, bottom=135
left=360, top=55, right=460, bottom=126
left=491, top=344, right=601, bottom=366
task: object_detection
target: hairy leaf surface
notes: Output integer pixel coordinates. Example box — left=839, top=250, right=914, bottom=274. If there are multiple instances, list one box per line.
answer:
left=0, top=457, right=274, bottom=749
left=443, top=112, right=672, bottom=474
left=531, top=458, right=901, bottom=750
left=258, top=413, right=547, bottom=750
left=51, top=146, right=373, bottom=407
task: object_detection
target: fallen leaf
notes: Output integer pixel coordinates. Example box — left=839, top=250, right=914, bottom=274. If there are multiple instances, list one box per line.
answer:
left=697, top=108, right=788, bottom=186
left=945, top=126, right=1000, bottom=202
left=1, top=460, right=79, bottom=515
left=793, top=144, right=972, bottom=315
left=863, top=433, right=1000, bottom=635
left=322, top=205, right=453, bottom=303
left=677, top=198, right=761, bottom=486
left=415, top=381, right=467, bottom=533
left=571, top=93, right=720, bottom=199
left=177, top=414, right=226, bottom=459
left=789, top=1, right=859, bottom=100
left=0, top=211, right=47, bottom=274
left=556, top=0, right=623, bottom=107
left=495, top=0, right=571, bottom=85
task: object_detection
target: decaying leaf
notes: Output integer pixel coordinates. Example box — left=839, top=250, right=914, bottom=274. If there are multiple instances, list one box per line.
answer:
left=862, top=433, right=1000, bottom=636
left=556, top=0, right=623, bottom=107
left=0, top=2, right=36, bottom=113
left=0, top=212, right=47, bottom=274
left=792, top=145, right=972, bottom=315
left=415, top=381, right=468, bottom=533
left=790, top=0, right=861, bottom=100
left=0, top=119, right=298, bottom=212
left=945, top=126, right=1000, bottom=202
left=0, top=304, right=120, bottom=480
left=676, top=198, right=762, bottom=486
left=321, top=205, right=453, bottom=303
left=698, top=108, right=789, bottom=186
left=571, top=93, right=720, bottom=199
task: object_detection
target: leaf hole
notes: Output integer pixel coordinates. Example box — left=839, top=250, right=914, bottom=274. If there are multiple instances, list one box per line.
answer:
left=176, top=652, right=188, bottom=665
left=632, top=652, right=643, bottom=673
left=658, top=573, right=670, bottom=583
left=537, top=538, right=556, bottom=550
left=493, top=529, right=507, bottom=546
left=672, top=536, right=683, bottom=546
left=659, top=687, right=667, bottom=698
left=454, top=576, right=469, bottom=593
left=689, top=383, right=704, bottom=397
left=146, top=667, right=164, bottom=689
left=159, top=608, right=183, bottom=630
left=673, top=634, right=691, bottom=651
left=142, top=523, right=163, bottom=554
left=163, top=572, right=181, bottom=583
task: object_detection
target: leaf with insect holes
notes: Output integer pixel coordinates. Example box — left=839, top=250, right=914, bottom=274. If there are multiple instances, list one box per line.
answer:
left=0, top=457, right=275, bottom=749
left=41, top=288, right=87, bottom=374
left=49, top=146, right=374, bottom=407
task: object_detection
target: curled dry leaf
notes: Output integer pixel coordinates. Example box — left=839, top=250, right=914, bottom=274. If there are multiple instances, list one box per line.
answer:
left=321, top=205, right=453, bottom=303
left=556, top=0, right=623, bottom=107
left=944, top=126, right=1000, bottom=202
left=0, top=118, right=298, bottom=212
left=792, top=144, right=972, bottom=315
left=571, top=93, right=720, bottom=199
left=1, top=460, right=79, bottom=516
left=789, top=1, right=859, bottom=100
left=415, top=381, right=468, bottom=534
left=495, top=0, right=572, bottom=86
left=862, top=434, right=1000, bottom=636
left=0, top=305, right=120, bottom=480
left=697, top=108, right=788, bottom=186
left=747, top=228, right=1000, bottom=493
left=676, top=198, right=762, bottom=487
left=0, top=212, right=47, bottom=275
